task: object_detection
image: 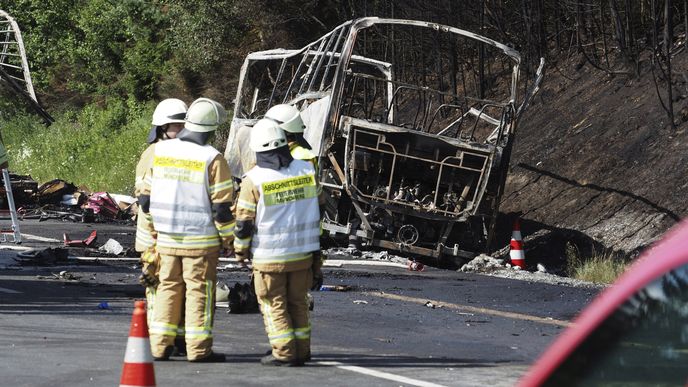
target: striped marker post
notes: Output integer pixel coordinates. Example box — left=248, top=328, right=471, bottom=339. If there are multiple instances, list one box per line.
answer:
left=509, top=218, right=526, bottom=269
left=120, top=301, right=156, bottom=387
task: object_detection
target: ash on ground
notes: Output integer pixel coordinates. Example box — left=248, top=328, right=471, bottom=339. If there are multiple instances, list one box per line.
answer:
left=325, top=247, right=602, bottom=289
left=324, top=247, right=408, bottom=266
left=461, top=254, right=603, bottom=289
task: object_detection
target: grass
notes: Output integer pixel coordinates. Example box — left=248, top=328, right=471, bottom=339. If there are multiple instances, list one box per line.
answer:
left=1, top=98, right=235, bottom=195
left=566, top=242, right=629, bottom=284
left=1, top=99, right=154, bottom=195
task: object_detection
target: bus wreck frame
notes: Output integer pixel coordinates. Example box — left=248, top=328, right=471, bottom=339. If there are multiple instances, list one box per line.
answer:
left=0, top=10, right=52, bottom=124
left=225, top=17, right=543, bottom=266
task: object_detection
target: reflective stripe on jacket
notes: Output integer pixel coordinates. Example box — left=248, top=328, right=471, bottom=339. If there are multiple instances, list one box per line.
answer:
left=135, top=145, right=156, bottom=252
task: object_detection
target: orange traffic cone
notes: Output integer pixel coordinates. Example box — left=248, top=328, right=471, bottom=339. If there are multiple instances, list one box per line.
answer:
left=120, top=300, right=156, bottom=387
left=509, top=218, right=526, bottom=269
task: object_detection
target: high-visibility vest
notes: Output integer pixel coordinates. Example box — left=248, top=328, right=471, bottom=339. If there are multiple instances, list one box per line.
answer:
left=149, top=139, right=220, bottom=250
left=245, top=159, right=320, bottom=263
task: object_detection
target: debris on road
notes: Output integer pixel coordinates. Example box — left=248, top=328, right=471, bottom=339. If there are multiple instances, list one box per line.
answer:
left=226, top=282, right=259, bottom=314
left=34, top=179, right=77, bottom=206
left=461, top=254, right=603, bottom=288
left=460, top=254, right=507, bottom=273
left=98, top=238, right=124, bottom=255
left=15, top=247, right=68, bottom=265
left=353, top=300, right=368, bottom=305
left=216, top=281, right=230, bottom=302
left=0, top=173, right=38, bottom=207
left=320, top=285, right=352, bottom=292
left=0, top=177, right=137, bottom=224
left=54, top=270, right=80, bottom=280
left=407, top=259, right=425, bottom=272
left=324, top=247, right=409, bottom=267
left=63, top=230, right=97, bottom=247
left=85, top=192, right=121, bottom=219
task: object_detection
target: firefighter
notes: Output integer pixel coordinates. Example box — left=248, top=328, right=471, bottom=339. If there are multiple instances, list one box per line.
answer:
left=234, top=118, right=323, bottom=366
left=264, top=104, right=318, bottom=171
left=139, top=97, right=234, bottom=362
left=134, top=98, right=188, bottom=355
left=264, top=104, right=324, bottom=293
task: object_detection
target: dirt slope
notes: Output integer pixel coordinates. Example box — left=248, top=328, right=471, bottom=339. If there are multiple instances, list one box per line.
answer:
left=496, top=54, right=688, bottom=267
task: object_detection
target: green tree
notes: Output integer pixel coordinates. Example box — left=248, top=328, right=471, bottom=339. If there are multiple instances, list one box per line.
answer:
left=71, top=0, right=170, bottom=100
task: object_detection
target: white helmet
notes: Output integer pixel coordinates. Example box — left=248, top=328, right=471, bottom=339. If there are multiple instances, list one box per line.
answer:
left=151, top=98, right=187, bottom=126
left=264, top=104, right=305, bottom=134
left=250, top=118, right=288, bottom=152
left=185, top=98, right=227, bottom=133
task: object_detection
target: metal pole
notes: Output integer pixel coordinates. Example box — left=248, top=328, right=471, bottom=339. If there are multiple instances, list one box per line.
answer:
left=2, top=168, right=21, bottom=243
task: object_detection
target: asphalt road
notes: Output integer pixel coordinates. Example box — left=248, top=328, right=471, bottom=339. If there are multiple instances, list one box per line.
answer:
left=0, top=219, right=599, bottom=386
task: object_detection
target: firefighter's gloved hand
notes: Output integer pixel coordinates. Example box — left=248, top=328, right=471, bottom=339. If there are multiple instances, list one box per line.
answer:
left=139, top=247, right=160, bottom=288
left=139, top=261, right=159, bottom=288
left=311, top=250, right=324, bottom=290
left=311, top=266, right=323, bottom=291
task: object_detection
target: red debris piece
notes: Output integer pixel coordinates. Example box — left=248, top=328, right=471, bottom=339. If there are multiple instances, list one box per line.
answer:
left=83, top=192, right=121, bottom=219
left=63, top=230, right=97, bottom=247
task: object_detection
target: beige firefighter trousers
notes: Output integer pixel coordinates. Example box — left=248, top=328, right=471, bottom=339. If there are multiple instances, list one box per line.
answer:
left=145, top=286, right=185, bottom=340
left=150, top=253, right=218, bottom=361
left=253, top=268, right=312, bottom=361
left=143, top=252, right=185, bottom=339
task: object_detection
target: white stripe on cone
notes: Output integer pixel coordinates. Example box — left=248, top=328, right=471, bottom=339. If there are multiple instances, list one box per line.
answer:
left=510, top=238, right=526, bottom=268
left=510, top=218, right=526, bottom=268
left=510, top=243, right=525, bottom=260
left=124, top=337, right=154, bottom=363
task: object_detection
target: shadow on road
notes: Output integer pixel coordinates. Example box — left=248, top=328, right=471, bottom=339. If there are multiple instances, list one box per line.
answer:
left=217, top=353, right=513, bottom=368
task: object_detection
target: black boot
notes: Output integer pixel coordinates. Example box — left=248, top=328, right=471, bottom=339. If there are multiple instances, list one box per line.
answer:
left=260, top=354, right=296, bottom=367
left=189, top=351, right=226, bottom=363
left=154, top=345, right=174, bottom=361
left=172, top=337, right=186, bottom=357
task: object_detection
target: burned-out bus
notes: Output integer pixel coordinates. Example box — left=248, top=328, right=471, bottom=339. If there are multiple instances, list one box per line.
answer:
left=225, top=17, right=543, bottom=266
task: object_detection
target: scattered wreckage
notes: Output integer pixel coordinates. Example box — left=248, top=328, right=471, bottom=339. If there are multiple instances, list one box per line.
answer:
left=225, top=17, right=543, bottom=267
left=0, top=10, right=53, bottom=125
left=0, top=174, right=137, bottom=224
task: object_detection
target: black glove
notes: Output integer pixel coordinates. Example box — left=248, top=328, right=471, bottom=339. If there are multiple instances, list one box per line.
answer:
left=311, top=250, right=324, bottom=290
left=139, top=262, right=159, bottom=287
left=311, top=265, right=323, bottom=291
left=138, top=248, right=160, bottom=288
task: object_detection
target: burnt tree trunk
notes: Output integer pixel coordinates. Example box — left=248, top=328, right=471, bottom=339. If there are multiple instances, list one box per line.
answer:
left=664, top=0, right=675, bottom=126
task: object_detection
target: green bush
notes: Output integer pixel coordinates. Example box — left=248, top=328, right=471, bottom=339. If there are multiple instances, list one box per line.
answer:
left=1, top=99, right=154, bottom=194
left=566, top=242, right=629, bottom=284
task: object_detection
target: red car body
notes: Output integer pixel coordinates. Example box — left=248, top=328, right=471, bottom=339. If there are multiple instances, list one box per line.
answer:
left=519, top=221, right=688, bottom=386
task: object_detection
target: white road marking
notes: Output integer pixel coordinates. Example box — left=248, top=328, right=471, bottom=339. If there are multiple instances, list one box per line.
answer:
left=317, top=361, right=447, bottom=387
left=21, top=233, right=61, bottom=243
left=0, top=286, right=22, bottom=294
